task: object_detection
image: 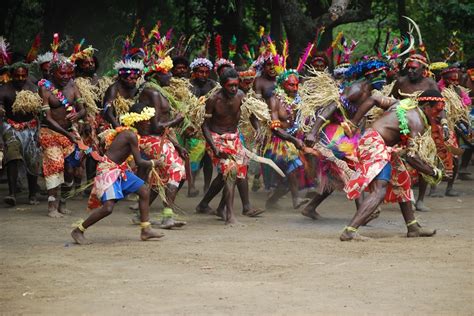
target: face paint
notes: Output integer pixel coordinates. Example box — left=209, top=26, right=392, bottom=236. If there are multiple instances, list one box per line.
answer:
left=311, top=57, right=327, bottom=71
left=406, top=61, right=424, bottom=83
left=194, top=66, right=210, bottom=84
left=223, top=78, right=239, bottom=97
left=53, top=64, right=74, bottom=87
left=239, top=78, right=254, bottom=93
left=118, top=69, right=141, bottom=88
left=283, top=75, right=299, bottom=98
left=443, top=71, right=459, bottom=86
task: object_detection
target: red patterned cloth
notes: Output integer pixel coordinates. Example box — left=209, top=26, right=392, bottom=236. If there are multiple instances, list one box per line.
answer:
left=39, top=127, right=75, bottom=190
left=139, top=135, right=186, bottom=188
left=6, top=118, right=37, bottom=131
left=87, top=155, right=129, bottom=210
left=344, top=128, right=413, bottom=203
left=207, top=131, right=247, bottom=179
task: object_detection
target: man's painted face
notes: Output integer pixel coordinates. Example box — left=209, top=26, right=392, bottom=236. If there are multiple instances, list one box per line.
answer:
left=12, top=67, right=28, bottom=88
left=79, top=57, right=96, bottom=75
left=223, top=78, right=239, bottom=97
left=171, top=64, right=188, bottom=78
left=194, top=66, right=210, bottom=83
left=40, top=62, right=50, bottom=79
left=443, top=71, right=459, bottom=86
left=366, top=69, right=387, bottom=90
left=406, top=61, right=424, bottom=82
left=311, top=57, right=327, bottom=71
left=467, top=68, right=474, bottom=81
left=239, top=78, right=254, bottom=93
left=119, top=69, right=140, bottom=88
left=53, top=64, right=74, bottom=88
left=282, top=75, right=299, bottom=97
left=263, top=60, right=276, bottom=78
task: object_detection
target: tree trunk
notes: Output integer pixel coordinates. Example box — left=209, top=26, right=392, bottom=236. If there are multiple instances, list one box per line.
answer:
left=270, top=0, right=283, bottom=47
left=397, top=0, right=408, bottom=37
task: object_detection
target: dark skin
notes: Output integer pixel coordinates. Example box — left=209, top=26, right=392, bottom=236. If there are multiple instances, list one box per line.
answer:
left=190, top=66, right=217, bottom=97
left=39, top=63, right=86, bottom=217
left=0, top=67, right=39, bottom=202
left=253, top=61, right=276, bottom=99
left=340, top=93, right=437, bottom=241
left=75, top=57, right=99, bottom=84
left=265, top=75, right=309, bottom=209
left=171, top=63, right=189, bottom=79
left=103, top=72, right=140, bottom=128
left=71, top=128, right=164, bottom=244
left=196, top=78, right=261, bottom=218
left=200, top=77, right=245, bottom=225
left=239, top=77, right=255, bottom=94
left=39, top=62, right=51, bottom=80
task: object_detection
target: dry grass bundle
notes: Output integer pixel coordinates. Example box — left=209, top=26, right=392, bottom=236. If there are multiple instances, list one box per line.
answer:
left=442, top=87, right=469, bottom=130
left=113, top=94, right=133, bottom=116
left=239, top=90, right=271, bottom=146
left=97, top=76, right=114, bottom=102
left=12, top=90, right=42, bottom=114
left=75, top=77, right=100, bottom=115
left=407, top=128, right=443, bottom=184
left=298, top=68, right=341, bottom=132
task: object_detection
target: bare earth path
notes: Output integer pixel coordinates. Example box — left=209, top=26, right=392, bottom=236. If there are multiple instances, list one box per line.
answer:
left=1, top=169, right=473, bottom=315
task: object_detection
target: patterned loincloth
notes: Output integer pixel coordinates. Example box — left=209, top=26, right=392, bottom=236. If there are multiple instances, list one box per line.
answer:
left=139, top=135, right=186, bottom=188
left=206, top=131, right=247, bottom=180
left=87, top=155, right=143, bottom=210
left=3, top=118, right=41, bottom=175
left=39, top=127, right=75, bottom=190
left=344, top=128, right=413, bottom=203
left=262, top=135, right=303, bottom=189
left=185, top=137, right=207, bottom=172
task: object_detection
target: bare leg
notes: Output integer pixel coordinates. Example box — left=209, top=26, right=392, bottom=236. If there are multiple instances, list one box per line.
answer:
left=4, top=160, right=19, bottom=206
left=458, top=148, right=473, bottom=180
left=445, top=158, right=459, bottom=196
left=301, top=190, right=332, bottom=220
left=415, top=176, right=430, bottom=211
left=288, top=171, right=309, bottom=209
left=238, top=177, right=264, bottom=217
left=399, top=201, right=436, bottom=237
left=202, top=153, right=213, bottom=194
left=136, top=185, right=164, bottom=240
left=71, top=200, right=115, bottom=245
left=223, top=179, right=237, bottom=225
left=196, top=173, right=224, bottom=214
left=340, top=180, right=388, bottom=241
left=27, top=173, right=39, bottom=205
left=47, top=187, right=62, bottom=218
left=160, top=184, right=187, bottom=229
left=187, top=170, right=200, bottom=197
left=265, top=183, right=289, bottom=209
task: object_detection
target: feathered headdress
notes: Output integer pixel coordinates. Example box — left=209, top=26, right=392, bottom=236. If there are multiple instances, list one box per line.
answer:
left=214, top=34, right=235, bottom=71
left=35, top=52, right=54, bottom=65
left=0, top=36, right=12, bottom=65
left=345, top=58, right=389, bottom=79
left=69, top=39, right=96, bottom=63
left=49, top=33, right=75, bottom=70
left=26, top=34, right=41, bottom=63
left=297, top=43, right=314, bottom=73
left=114, top=26, right=145, bottom=71
left=174, top=34, right=194, bottom=57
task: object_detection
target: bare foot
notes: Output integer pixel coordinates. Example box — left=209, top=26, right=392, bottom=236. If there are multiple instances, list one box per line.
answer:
left=243, top=208, right=265, bottom=217
left=128, top=202, right=139, bottom=211
left=29, top=196, right=39, bottom=205
left=71, top=228, right=92, bottom=245
left=195, top=204, right=214, bottom=214
left=407, top=224, right=436, bottom=238
left=187, top=188, right=199, bottom=197
left=292, top=197, right=310, bottom=209
left=48, top=210, right=64, bottom=218
left=59, top=202, right=72, bottom=215
left=215, top=206, right=225, bottom=219
left=172, top=220, right=187, bottom=228
left=160, top=218, right=186, bottom=229
left=415, top=200, right=430, bottom=212
left=301, top=207, right=322, bottom=220
left=131, top=214, right=160, bottom=225
left=140, top=227, right=165, bottom=241
left=340, top=230, right=371, bottom=241
left=225, top=216, right=240, bottom=226
left=445, top=188, right=459, bottom=197
left=4, top=195, right=16, bottom=206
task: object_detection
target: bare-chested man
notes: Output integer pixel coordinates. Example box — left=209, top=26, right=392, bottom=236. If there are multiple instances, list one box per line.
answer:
left=186, top=57, right=216, bottom=197
left=70, top=103, right=164, bottom=245
left=0, top=63, right=41, bottom=206
left=390, top=54, right=443, bottom=211
left=103, top=60, right=143, bottom=128
left=200, top=68, right=249, bottom=225
left=263, top=70, right=308, bottom=209
left=136, top=59, right=188, bottom=229
left=38, top=56, right=86, bottom=217
left=340, top=89, right=438, bottom=241
left=253, top=56, right=276, bottom=100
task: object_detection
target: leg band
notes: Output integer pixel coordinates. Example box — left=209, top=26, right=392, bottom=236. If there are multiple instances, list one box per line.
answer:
left=345, top=226, right=358, bottom=232
left=406, top=220, right=418, bottom=227
left=162, top=207, right=174, bottom=219
left=140, top=221, right=151, bottom=229
left=48, top=196, right=56, bottom=202
left=77, top=223, right=86, bottom=232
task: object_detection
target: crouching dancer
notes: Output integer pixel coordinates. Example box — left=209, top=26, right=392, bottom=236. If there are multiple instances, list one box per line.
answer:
left=71, top=104, right=163, bottom=244
left=341, top=87, right=440, bottom=241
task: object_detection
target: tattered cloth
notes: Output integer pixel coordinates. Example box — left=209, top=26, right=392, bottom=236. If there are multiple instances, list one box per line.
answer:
left=207, top=131, right=248, bottom=179
left=344, top=128, right=413, bottom=203
left=3, top=118, right=41, bottom=175
left=139, top=135, right=186, bottom=188
left=39, top=127, right=75, bottom=190
left=87, top=155, right=131, bottom=210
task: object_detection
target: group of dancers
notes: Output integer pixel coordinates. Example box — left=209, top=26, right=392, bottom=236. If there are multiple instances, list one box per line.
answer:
left=0, top=19, right=472, bottom=244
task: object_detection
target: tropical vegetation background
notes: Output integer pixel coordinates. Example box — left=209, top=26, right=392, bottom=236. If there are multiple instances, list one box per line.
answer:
left=1, top=0, right=472, bottom=73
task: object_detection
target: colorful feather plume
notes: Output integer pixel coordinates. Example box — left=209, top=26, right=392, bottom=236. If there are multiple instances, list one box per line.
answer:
left=51, top=33, right=60, bottom=59
left=0, top=36, right=11, bottom=65
left=228, top=35, right=237, bottom=60
left=215, top=34, right=223, bottom=59
left=73, top=38, right=85, bottom=54
left=26, top=34, right=41, bottom=63
left=297, top=43, right=314, bottom=73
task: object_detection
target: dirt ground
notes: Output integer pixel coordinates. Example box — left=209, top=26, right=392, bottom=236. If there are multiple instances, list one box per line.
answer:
left=1, top=166, right=473, bottom=315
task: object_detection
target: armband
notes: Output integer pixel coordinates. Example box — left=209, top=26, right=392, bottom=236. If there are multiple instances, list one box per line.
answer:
left=270, top=120, right=282, bottom=130
left=41, top=104, right=50, bottom=112
left=75, top=97, right=84, bottom=104
left=440, top=118, right=448, bottom=126
left=204, top=113, right=213, bottom=118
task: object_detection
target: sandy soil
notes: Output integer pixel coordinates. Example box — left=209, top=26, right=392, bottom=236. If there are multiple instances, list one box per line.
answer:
left=1, top=168, right=473, bottom=315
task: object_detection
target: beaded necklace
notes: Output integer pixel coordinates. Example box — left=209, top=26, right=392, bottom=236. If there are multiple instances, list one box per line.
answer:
left=38, top=79, right=75, bottom=113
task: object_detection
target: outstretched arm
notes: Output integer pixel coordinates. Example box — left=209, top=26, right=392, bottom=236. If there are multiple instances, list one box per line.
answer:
left=306, top=102, right=338, bottom=146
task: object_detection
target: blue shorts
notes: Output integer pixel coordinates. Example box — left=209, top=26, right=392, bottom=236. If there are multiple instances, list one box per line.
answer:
left=374, top=162, right=392, bottom=181
left=101, top=170, right=145, bottom=202
left=65, top=145, right=82, bottom=168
